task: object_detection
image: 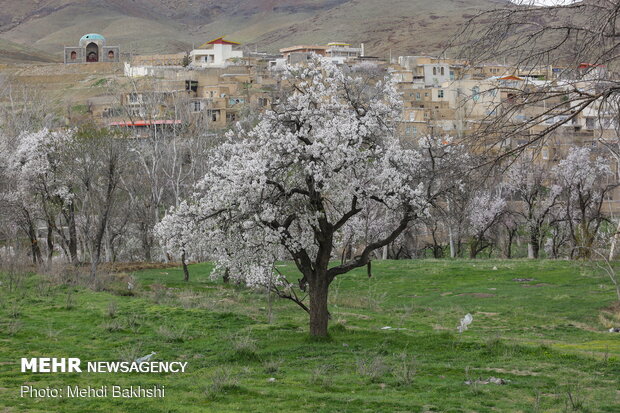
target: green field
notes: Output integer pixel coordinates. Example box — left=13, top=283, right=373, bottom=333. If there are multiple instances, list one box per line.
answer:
left=1, top=260, right=619, bottom=412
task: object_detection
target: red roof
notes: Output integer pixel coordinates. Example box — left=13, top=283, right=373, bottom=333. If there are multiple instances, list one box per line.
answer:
left=578, top=63, right=605, bottom=69
left=204, top=37, right=240, bottom=46
left=499, top=75, right=523, bottom=81
left=109, top=120, right=182, bottom=127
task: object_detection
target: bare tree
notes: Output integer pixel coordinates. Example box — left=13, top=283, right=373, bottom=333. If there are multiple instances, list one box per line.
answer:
left=452, top=0, right=620, bottom=161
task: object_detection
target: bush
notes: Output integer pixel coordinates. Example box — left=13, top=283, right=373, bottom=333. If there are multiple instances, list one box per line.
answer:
left=309, top=364, right=333, bottom=388
left=356, top=355, right=389, bottom=382
left=229, top=333, right=259, bottom=361
left=263, top=358, right=283, bottom=374
left=117, top=344, right=143, bottom=363
left=205, top=368, right=240, bottom=399
left=157, top=325, right=188, bottom=342
left=393, top=353, right=417, bottom=386
left=106, top=301, right=118, bottom=318
left=101, top=319, right=124, bottom=332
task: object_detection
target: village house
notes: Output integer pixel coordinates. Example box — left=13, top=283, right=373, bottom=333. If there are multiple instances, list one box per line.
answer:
left=189, top=37, right=243, bottom=68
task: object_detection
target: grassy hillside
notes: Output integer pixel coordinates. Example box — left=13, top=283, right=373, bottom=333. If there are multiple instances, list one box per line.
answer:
left=1, top=259, right=619, bottom=412
left=0, top=0, right=507, bottom=61
left=0, top=38, right=55, bottom=64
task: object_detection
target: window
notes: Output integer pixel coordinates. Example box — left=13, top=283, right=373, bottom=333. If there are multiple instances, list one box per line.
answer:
left=416, top=92, right=421, bottom=100
left=192, top=101, right=202, bottom=112
left=208, top=110, right=220, bottom=122
left=440, top=67, right=444, bottom=76
left=128, top=93, right=141, bottom=104
left=433, top=67, right=437, bottom=75
left=258, top=97, right=269, bottom=107
left=128, top=107, right=144, bottom=117
left=471, top=86, right=480, bottom=102
left=438, top=89, right=444, bottom=98
left=412, top=126, right=417, bottom=136
left=185, top=80, right=198, bottom=92
left=70, top=51, right=77, bottom=60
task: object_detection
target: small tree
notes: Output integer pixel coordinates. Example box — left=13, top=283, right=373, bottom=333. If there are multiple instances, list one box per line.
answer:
left=156, top=58, right=455, bottom=336
left=466, top=191, right=506, bottom=258
left=553, top=147, right=615, bottom=259
left=505, top=157, right=561, bottom=259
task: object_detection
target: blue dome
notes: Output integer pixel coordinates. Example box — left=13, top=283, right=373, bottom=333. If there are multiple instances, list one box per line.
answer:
left=79, top=33, right=106, bottom=46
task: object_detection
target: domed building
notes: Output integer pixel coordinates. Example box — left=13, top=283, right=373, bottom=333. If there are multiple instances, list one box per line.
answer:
left=64, top=34, right=120, bottom=64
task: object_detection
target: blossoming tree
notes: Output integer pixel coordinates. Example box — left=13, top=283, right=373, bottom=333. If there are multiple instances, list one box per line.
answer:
left=505, top=158, right=561, bottom=259
left=1, top=129, right=73, bottom=265
left=553, top=147, right=615, bottom=259
left=156, top=59, right=454, bottom=336
left=466, top=191, right=506, bottom=258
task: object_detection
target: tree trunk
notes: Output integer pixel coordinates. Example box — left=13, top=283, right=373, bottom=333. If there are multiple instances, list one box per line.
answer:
left=67, top=203, right=78, bottom=264
left=140, top=222, right=152, bottom=262
left=609, top=219, right=620, bottom=261
left=433, top=244, right=443, bottom=258
left=503, top=228, right=513, bottom=258
left=27, top=220, right=42, bottom=265
left=528, top=226, right=540, bottom=259
left=469, top=241, right=478, bottom=259
left=46, top=222, right=54, bottom=264
left=309, top=275, right=330, bottom=337
left=181, top=250, right=189, bottom=282
left=449, top=227, right=456, bottom=258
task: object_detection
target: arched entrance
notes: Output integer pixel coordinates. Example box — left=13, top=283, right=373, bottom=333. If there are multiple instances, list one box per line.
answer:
left=86, top=42, right=99, bottom=62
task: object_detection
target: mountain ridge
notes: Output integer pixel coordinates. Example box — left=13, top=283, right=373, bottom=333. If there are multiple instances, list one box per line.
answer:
left=0, top=0, right=508, bottom=63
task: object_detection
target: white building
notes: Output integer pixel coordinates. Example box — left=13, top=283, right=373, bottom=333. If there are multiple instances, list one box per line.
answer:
left=422, top=64, right=451, bottom=87
left=189, top=37, right=243, bottom=68
left=325, top=42, right=364, bottom=63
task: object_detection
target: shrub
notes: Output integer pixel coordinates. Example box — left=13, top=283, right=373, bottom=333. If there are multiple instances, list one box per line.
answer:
left=309, top=364, right=333, bottom=388
left=157, top=325, right=188, bottom=342
left=106, top=301, right=118, bottom=318
left=263, top=358, right=283, bottom=374
left=356, top=355, right=389, bottom=382
left=229, top=333, right=259, bottom=361
left=64, top=290, right=76, bottom=310
left=393, top=353, right=417, bottom=386
left=117, top=344, right=143, bottom=363
left=101, top=319, right=124, bottom=332
left=205, top=368, right=240, bottom=399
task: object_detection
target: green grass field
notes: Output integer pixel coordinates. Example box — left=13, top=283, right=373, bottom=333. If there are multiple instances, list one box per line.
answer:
left=1, top=260, right=619, bottom=412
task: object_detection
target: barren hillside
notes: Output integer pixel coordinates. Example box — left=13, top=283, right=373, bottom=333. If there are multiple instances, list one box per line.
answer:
left=0, top=0, right=508, bottom=63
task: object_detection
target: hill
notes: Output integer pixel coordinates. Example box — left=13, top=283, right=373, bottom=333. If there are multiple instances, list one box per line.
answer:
left=0, top=38, right=55, bottom=64
left=0, top=0, right=508, bottom=63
